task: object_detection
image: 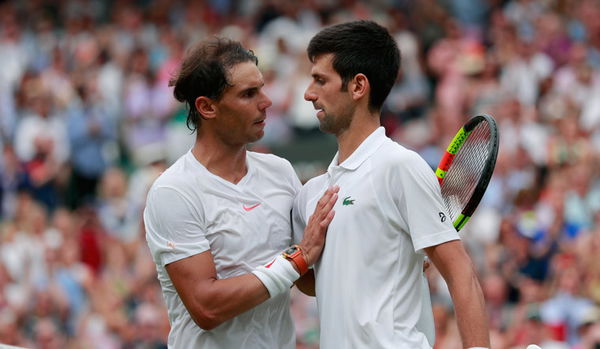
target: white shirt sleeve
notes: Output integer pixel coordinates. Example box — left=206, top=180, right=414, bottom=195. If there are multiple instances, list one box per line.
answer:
left=394, top=151, right=459, bottom=252
left=144, top=185, right=209, bottom=266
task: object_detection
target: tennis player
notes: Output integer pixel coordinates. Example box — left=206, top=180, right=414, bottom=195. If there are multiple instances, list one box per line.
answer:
left=143, top=38, right=337, bottom=348
left=293, top=20, right=490, bottom=348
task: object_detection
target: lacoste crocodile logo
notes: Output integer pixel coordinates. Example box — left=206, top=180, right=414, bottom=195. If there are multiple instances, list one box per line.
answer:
left=342, top=196, right=355, bottom=206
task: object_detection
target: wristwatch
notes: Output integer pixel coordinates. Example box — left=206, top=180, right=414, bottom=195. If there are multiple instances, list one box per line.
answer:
left=282, top=244, right=309, bottom=276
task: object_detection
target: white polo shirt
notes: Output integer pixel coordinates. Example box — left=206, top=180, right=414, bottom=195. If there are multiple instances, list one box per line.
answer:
left=292, top=127, right=459, bottom=349
left=144, top=150, right=301, bottom=348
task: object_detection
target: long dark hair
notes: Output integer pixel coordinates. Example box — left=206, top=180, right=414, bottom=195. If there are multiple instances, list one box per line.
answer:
left=169, top=38, right=258, bottom=132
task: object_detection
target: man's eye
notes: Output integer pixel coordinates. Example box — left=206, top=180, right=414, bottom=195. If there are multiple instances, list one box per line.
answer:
left=244, top=90, right=257, bottom=97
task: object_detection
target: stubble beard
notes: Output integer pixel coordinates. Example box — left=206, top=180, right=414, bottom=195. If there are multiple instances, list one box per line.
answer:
left=318, top=105, right=354, bottom=135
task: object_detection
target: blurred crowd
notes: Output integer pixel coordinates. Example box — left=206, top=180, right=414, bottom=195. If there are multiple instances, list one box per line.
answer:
left=1, top=0, right=600, bottom=348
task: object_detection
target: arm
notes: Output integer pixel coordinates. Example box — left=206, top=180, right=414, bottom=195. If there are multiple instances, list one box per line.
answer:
left=294, top=269, right=316, bottom=296
left=166, top=186, right=338, bottom=330
left=425, top=240, right=490, bottom=349
left=166, top=251, right=269, bottom=331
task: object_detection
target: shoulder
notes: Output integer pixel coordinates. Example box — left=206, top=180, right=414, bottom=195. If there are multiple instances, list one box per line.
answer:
left=144, top=157, right=206, bottom=223
left=301, top=173, right=328, bottom=193
left=147, top=153, right=198, bottom=198
left=248, top=151, right=295, bottom=172
left=373, top=139, right=430, bottom=172
left=247, top=151, right=300, bottom=186
left=150, top=157, right=187, bottom=189
left=295, top=173, right=328, bottom=206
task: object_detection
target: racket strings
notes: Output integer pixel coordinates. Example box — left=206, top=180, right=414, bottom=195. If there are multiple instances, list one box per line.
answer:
left=441, top=123, right=491, bottom=221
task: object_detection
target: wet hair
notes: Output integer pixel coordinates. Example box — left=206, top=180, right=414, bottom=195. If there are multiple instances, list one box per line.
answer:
left=169, top=38, right=258, bottom=132
left=307, top=20, right=400, bottom=111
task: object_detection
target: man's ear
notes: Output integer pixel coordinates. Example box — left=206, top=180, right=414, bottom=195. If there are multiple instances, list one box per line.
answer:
left=350, top=74, right=369, bottom=101
left=195, top=96, right=217, bottom=120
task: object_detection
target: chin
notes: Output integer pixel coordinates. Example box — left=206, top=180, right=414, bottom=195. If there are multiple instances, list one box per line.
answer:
left=249, top=131, right=264, bottom=143
left=318, top=122, right=336, bottom=135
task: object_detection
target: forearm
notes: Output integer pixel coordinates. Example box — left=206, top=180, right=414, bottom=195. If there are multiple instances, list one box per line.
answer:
left=446, top=268, right=490, bottom=348
left=166, top=250, right=284, bottom=331
left=171, top=252, right=301, bottom=331
left=187, top=273, right=270, bottom=330
left=294, top=269, right=315, bottom=296
left=426, top=241, right=490, bottom=348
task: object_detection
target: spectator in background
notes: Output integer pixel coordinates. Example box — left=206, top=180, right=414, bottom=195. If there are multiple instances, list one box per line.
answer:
left=541, top=267, right=595, bottom=345
left=122, top=46, right=176, bottom=167
left=384, top=9, right=430, bottom=135
left=96, top=167, right=140, bottom=243
left=500, top=37, right=554, bottom=108
left=13, top=82, right=69, bottom=212
left=65, top=81, right=116, bottom=210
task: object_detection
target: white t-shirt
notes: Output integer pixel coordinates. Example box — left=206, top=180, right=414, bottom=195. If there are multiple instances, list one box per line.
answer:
left=292, top=127, right=459, bottom=349
left=144, top=150, right=301, bottom=348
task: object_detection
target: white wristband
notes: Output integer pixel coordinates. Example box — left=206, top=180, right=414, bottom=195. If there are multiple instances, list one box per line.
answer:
left=252, top=255, right=300, bottom=298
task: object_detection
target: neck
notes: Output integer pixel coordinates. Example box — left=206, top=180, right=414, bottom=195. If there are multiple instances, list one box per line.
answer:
left=191, top=132, right=248, bottom=184
left=336, top=110, right=380, bottom=164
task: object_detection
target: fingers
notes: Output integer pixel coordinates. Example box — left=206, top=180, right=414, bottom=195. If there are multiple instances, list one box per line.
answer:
left=300, top=186, right=340, bottom=266
left=306, top=185, right=340, bottom=229
left=316, top=185, right=339, bottom=209
left=317, top=185, right=339, bottom=211
left=321, top=192, right=337, bottom=218
left=319, top=209, right=336, bottom=227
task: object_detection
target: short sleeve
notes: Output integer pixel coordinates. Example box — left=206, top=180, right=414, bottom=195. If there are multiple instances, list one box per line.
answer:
left=394, top=152, right=459, bottom=252
left=283, top=159, right=302, bottom=195
left=144, top=186, right=209, bottom=266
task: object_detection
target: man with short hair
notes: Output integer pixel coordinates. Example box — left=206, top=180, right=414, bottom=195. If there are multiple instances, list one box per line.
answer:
left=293, top=20, right=490, bottom=349
left=144, top=38, right=337, bottom=348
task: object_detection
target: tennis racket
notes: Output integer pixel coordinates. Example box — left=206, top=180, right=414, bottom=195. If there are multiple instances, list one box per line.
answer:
left=435, top=114, right=499, bottom=231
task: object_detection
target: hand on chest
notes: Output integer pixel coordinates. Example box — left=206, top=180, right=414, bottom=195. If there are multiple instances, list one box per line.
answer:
left=310, top=175, right=385, bottom=236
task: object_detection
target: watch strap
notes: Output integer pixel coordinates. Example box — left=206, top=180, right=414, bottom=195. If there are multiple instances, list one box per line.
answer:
left=283, top=245, right=309, bottom=276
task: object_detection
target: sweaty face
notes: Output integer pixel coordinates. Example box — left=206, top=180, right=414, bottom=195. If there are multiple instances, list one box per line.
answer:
left=214, top=62, right=272, bottom=146
left=304, top=54, right=355, bottom=135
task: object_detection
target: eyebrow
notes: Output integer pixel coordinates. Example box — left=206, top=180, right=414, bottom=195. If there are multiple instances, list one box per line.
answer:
left=237, top=82, right=265, bottom=95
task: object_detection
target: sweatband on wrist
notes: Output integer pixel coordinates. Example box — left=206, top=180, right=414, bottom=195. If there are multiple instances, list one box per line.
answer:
left=252, top=255, right=300, bottom=298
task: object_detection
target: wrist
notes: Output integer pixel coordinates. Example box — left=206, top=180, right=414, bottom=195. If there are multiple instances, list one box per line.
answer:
left=282, top=244, right=309, bottom=275
left=297, top=243, right=310, bottom=265
left=253, top=255, right=299, bottom=298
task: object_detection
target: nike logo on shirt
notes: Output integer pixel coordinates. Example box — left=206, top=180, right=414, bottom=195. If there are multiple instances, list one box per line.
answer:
left=243, top=203, right=261, bottom=211
left=265, top=258, right=276, bottom=268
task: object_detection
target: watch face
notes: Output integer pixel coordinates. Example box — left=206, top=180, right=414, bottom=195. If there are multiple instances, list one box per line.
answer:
left=284, top=246, right=299, bottom=255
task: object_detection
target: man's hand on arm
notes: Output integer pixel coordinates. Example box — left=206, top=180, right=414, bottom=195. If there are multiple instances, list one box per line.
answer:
left=425, top=240, right=490, bottom=349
